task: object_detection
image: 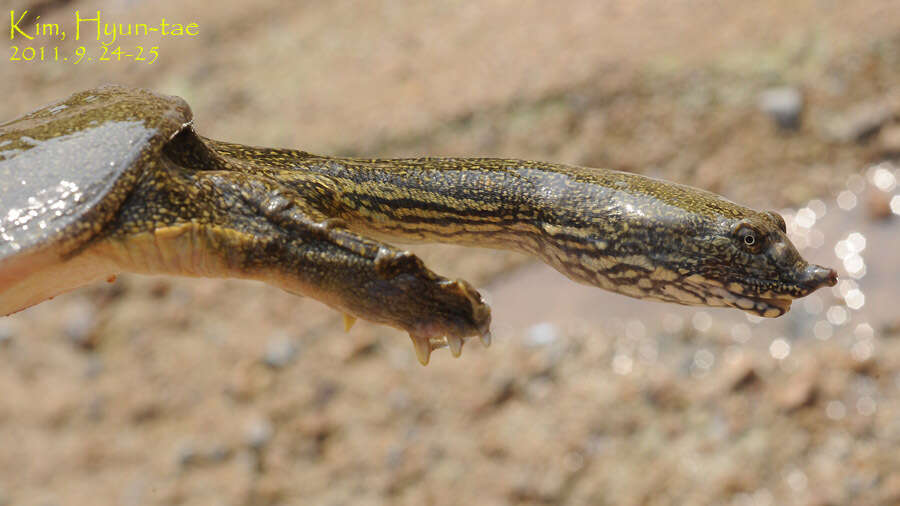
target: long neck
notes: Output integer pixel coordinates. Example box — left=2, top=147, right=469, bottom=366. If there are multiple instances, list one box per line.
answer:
left=297, top=155, right=573, bottom=254
left=206, top=139, right=610, bottom=254
left=202, top=139, right=751, bottom=289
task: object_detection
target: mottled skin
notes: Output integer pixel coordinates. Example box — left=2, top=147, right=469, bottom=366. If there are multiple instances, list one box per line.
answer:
left=0, top=86, right=836, bottom=364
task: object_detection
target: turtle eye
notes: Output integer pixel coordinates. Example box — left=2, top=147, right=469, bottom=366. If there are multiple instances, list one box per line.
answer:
left=734, top=223, right=763, bottom=253
left=766, top=211, right=786, bottom=233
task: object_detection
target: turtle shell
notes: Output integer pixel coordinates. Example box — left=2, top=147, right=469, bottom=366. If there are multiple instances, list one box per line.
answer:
left=0, top=85, right=192, bottom=261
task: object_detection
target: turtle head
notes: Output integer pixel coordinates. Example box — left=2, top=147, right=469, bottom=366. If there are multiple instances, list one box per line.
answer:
left=683, top=210, right=837, bottom=317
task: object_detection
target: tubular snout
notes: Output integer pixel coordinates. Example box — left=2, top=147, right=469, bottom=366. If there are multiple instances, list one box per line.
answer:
left=799, top=263, right=838, bottom=292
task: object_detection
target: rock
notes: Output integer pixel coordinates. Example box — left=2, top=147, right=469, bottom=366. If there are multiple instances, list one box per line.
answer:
left=758, top=86, right=804, bottom=131
left=176, top=441, right=198, bottom=469
left=246, top=417, right=274, bottom=450
left=262, top=334, right=298, bottom=369
left=826, top=99, right=893, bottom=143
left=287, top=414, right=335, bottom=459
left=63, top=301, right=99, bottom=350
left=471, top=376, right=518, bottom=415
left=148, top=279, right=172, bottom=299
left=774, top=368, right=818, bottom=412
left=722, top=355, right=759, bottom=392
left=175, top=440, right=232, bottom=470
left=643, top=371, right=687, bottom=409
left=0, top=320, right=15, bottom=346
left=206, top=443, right=232, bottom=462
left=226, top=358, right=273, bottom=401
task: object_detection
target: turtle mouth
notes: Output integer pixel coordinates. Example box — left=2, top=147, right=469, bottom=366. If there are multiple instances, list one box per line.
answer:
left=700, top=263, right=837, bottom=318
left=709, top=286, right=794, bottom=318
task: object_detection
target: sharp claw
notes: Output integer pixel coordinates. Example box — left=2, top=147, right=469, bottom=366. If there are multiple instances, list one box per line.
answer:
left=343, top=313, right=357, bottom=332
left=480, top=330, right=492, bottom=348
left=410, top=335, right=431, bottom=366
left=447, top=335, right=463, bottom=357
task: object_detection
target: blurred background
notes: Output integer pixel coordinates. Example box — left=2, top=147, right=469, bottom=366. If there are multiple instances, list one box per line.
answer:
left=1, top=1, right=900, bottom=505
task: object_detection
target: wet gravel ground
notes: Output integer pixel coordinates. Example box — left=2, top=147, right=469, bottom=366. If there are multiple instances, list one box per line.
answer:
left=2, top=2, right=900, bottom=505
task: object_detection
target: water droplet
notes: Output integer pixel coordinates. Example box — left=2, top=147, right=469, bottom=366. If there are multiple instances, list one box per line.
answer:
left=813, top=320, right=833, bottom=340
left=803, top=295, right=823, bottom=315
left=836, top=190, right=857, bottom=210
left=693, top=349, right=715, bottom=370
left=856, top=396, right=877, bottom=416
left=836, top=279, right=859, bottom=297
left=854, top=323, right=874, bottom=340
left=826, top=306, right=848, bottom=325
left=691, top=312, right=712, bottom=333
left=844, top=289, right=865, bottom=310
left=834, top=240, right=852, bottom=260
left=807, top=199, right=827, bottom=218
left=846, top=232, right=866, bottom=252
left=794, top=207, right=816, bottom=228
left=769, top=338, right=790, bottom=360
left=843, top=255, right=866, bottom=279
left=851, top=339, right=873, bottom=362
left=846, top=173, right=866, bottom=194
left=730, top=323, right=752, bottom=343
left=792, top=230, right=809, bottom=250
left=870, top=163, right=897, bottom=192
left=806, top=229, right=824, bottom=249
left=891, top=195, right=900, bottom=215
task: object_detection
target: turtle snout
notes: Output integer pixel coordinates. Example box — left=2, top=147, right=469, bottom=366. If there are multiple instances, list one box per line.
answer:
left=798, top=263, right=838, bottom=292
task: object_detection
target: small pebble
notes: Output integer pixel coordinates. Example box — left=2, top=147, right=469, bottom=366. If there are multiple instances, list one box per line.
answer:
left=723, top=355, right=758, bottom=392
left=246, top=417, right=274, bottom=450
left=827, top=99, right=893, bottom=143
left=263, top=335, right=298, bottom=369
left=207, top=443, right=232, bottom=462
left=758, top=86, right=804, bottom=131
left=0, top=320, right=15, bottom=346
left=775, top=370, right=817, bottom=412
left=176, top=441, right=198, bottom=469
left=63, top=301, right=98, bottom=350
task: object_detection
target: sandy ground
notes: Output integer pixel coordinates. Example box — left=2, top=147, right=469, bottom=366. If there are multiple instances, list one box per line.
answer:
left=1, top=1, right=900, bottom=505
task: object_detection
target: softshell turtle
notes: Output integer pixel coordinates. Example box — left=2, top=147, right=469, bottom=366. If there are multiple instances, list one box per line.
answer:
left=0, top=85, right=837, bottom=364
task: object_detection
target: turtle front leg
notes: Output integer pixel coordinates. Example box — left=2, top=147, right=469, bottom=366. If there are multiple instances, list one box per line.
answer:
left=98, top=167, right=491, bottom=365
left=250, top=224, right=492, bottom=365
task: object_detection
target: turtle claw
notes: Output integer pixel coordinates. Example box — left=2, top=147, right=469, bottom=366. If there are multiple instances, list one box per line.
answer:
left=447, top=335, right=463, bottom=358
left=343, top=313, right=357, bottom=332
left=410, top=335, right=432, bottom=366
left=480, top=330, right=492, bottom=348
left=409, top=332, right=480, bottom=365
